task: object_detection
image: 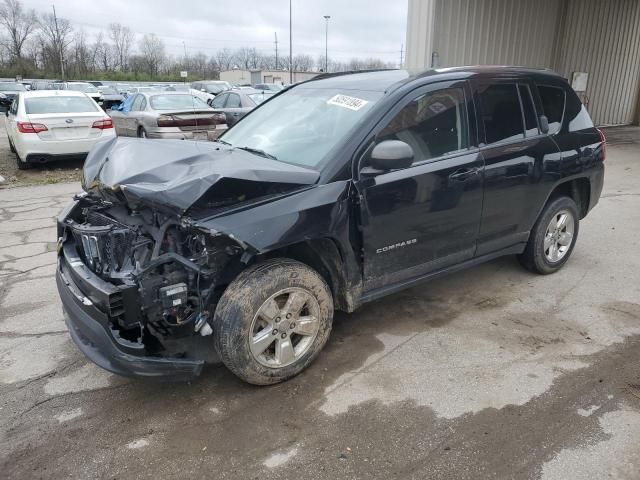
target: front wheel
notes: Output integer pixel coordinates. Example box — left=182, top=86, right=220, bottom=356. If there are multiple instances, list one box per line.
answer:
left=518, top=196, right=580, bottom=274
left=213, top=259, right=334, bottom=385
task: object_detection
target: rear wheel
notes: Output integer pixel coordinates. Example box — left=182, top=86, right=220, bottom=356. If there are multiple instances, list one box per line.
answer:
left=518, top=196, right=579, bottom=274
left=15, top=151, right=30, bottom=170
left=213, top=259, right=334, bottom=385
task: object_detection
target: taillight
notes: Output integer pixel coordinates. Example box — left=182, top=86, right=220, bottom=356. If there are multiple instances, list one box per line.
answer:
left=92, top=118, right=113, bottom=129
left=597, top=128, right=606, bottom=161
left=17, top=121, right=48, bottom=133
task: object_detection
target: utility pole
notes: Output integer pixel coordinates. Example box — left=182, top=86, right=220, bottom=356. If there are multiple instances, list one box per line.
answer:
left=400, top=43, right=404, bottom=69
left=323, top=16, right=330, bottom=73
left=183, top=41, right=187, bottom=60
left=52, top=4, right=64, bottom=79
left=289, top=0, right=293, bottom=84
left=274, top=32, right=279, bottom=70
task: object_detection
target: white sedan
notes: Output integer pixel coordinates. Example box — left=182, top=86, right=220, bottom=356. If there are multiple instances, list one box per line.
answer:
left=5, top=90, right=115, bottom=169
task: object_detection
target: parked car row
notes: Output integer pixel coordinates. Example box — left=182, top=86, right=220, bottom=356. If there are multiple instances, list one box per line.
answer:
left=2, top=76, right=286, bottom=169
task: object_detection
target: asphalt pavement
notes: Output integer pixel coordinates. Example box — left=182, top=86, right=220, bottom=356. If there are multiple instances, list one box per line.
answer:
left=1, top=124, right=640, bottom=479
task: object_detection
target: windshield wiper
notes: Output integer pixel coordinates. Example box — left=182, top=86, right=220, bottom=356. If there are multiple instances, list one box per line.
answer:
left=237, top=146, right=278, bottom=161
left=215, top=139, right=232, bottom=146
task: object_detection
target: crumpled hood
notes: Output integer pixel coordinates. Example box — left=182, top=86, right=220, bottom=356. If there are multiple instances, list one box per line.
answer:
left=82, top=137, right=320, bottom=214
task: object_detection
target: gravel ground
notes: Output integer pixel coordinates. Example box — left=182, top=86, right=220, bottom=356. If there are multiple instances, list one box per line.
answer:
left=1, top=124, right=640, bottom=479
left=0, top=116, right=84, bottom=187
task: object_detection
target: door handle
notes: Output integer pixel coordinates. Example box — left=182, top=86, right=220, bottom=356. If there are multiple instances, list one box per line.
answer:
left=449, top=168, right=478, bottom=182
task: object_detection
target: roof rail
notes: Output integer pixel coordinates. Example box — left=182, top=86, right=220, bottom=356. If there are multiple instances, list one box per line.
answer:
left=308, top=68, right=399, bottom=83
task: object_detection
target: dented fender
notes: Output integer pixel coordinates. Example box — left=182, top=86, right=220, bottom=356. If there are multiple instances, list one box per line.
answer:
left=194, top=181, right=364, bottom=310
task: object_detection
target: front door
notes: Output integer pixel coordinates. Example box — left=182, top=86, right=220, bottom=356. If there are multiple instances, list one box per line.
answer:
left=357, top=81, right=484, bottom=292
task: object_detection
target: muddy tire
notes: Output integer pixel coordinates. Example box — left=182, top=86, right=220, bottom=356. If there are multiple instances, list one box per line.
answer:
left=518, top=196, right=580, bottom=275
left=15, top=151, right=30, bottom=170
left=213, top=258, right=333, bottom=385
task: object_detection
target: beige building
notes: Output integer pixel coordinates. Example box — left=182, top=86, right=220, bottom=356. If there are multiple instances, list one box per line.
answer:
left=405, top=0, right=640, bottom=125
left=220, top=69, right=319, bottom=86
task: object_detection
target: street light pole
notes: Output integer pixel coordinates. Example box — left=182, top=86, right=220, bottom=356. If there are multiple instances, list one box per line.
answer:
left=289, top=0, right=293, bottom=84
left=324, top=15, right=331, bottom=73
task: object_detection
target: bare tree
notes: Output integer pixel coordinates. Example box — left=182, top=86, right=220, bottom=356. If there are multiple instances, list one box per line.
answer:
left=70, top=29, right=91, bottom=76
left=138, top=33, right=165, bottom=77
left=292, top=53, right=313, bottom=72
left=215, top=48, right=234, bottom=71
left=109, top=22, right=134, bottom=71
left=0, top=0, right=37, bottom=69
left=39, top=11, right=73, bottom=77
left=92, top=31, right=113, bottom=71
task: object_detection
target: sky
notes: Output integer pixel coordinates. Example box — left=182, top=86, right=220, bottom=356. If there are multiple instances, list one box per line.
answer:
left=22, top=0, right=408, bottom=65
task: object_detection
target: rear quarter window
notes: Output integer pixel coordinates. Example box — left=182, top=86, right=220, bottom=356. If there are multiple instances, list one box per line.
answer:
left=563, top=87, right=594, bottom=132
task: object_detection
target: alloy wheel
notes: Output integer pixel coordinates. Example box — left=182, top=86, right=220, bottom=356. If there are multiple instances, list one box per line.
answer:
left=249, top=288, right=321, bottom=368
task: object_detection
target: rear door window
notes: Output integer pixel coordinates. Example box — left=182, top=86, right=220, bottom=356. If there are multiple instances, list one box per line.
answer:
left=537, top=85, right=565, bottom=134
left=131, top=95, right=144, bottom=111
left=225, top=93, right=241, bottom=108
left=478, top=83, right=525, bottom=144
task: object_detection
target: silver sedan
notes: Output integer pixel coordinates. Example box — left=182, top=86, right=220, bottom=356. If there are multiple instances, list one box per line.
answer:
left=110, top=91, right=227, bottom=141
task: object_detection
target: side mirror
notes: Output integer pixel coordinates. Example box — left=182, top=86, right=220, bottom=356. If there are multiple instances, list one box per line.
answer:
left=369, top=140, right=414, bottom=171
left=539, top=115, right=550, bottom=134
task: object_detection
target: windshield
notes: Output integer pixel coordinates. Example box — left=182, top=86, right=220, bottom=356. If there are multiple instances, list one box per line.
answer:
left=149, top=94, right=210, bottom=110
left=98, top=87, right=118, bottom=94
left=0, top=83, right=25, bottom=91
left=221, top=87, right=382, bottom=168
left=68, top=83, right=98, bottom=93
left=25, top=96, right=100, bottom=114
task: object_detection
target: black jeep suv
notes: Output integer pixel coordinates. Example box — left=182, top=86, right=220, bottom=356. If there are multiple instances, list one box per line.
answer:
left=56, top=67, right=605, bottom=384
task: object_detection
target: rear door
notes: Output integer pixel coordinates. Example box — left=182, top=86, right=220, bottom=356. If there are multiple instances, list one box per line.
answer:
left=126, top=94, right=145, bottom=136
left=472, top=79, right=562, bottom=256
left=358, top=80, right=484, bottom=291
left=222, top=92, right=244, bottom=125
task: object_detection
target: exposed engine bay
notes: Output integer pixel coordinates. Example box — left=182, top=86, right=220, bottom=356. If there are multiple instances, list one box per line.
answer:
left=62, top=194, right=246, bottom=356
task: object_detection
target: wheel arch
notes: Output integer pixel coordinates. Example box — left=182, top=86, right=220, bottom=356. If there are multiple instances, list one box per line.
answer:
left=255, top=238, right=358, bottom=313
left=537, top=176, right=591, bottom=223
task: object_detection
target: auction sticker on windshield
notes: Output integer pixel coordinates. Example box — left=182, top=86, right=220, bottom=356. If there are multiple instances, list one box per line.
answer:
left=327, top=94, right=369, bottom=111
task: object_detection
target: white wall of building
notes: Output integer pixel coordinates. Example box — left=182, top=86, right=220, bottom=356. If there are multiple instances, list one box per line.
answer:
left=406, top=0, right=640, bottom=125
left=220, top=70, right=319, bottom=85
left=553, top=0, right=640, bottom=125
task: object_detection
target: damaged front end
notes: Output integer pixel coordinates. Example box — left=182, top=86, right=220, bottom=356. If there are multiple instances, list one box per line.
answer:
left=57, top=195, right=247, bottom=379
left=56, top=137, right=319, bottom=379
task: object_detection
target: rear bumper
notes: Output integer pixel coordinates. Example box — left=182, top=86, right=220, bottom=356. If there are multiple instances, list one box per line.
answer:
left=26, top=152, right=88, bottom=164
left=588, top=163, right=605, bottom=213
left=56, top=247, right=204, bottom=380
left=15, top=130, right=116, bottom=161
left=147, top=127, right=226, bottom=141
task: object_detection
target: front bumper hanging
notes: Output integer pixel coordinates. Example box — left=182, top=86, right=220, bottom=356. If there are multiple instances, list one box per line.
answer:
left=56, top=243, right=204, bottom=380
